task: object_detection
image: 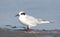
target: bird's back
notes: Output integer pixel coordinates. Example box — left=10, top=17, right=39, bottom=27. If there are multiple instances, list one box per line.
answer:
left=19, top=15, right=38, bottom=26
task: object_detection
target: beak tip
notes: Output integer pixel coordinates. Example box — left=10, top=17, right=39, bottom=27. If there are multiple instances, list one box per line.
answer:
left=15, top=14, right=19, bottom=17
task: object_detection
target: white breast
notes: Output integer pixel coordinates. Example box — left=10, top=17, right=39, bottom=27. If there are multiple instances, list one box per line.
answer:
left=18, top=15, right=37, bottom=27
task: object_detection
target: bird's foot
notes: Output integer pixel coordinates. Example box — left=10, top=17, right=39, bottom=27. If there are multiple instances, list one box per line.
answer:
left=26, top=27, right=30, bottom=32
left=26, top=29, right=30, bottom=32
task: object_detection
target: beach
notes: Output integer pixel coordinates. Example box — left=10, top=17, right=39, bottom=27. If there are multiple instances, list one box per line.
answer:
left=0, top=28, right=60, bottom=37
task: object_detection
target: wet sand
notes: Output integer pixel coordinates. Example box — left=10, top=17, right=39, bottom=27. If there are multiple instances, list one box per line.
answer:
left=0, top=28, right=60, bottom=37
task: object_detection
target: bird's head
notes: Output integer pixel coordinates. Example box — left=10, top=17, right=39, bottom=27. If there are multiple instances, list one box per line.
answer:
left=16, top=11, right=26, bottom=16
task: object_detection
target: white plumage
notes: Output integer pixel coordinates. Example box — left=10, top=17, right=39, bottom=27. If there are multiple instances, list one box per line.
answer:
left=16, top=11, right=54, bottom=32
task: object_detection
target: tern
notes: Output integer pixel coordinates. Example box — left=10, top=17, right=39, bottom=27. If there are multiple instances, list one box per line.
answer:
left=16, top=11, right=54, bottom=32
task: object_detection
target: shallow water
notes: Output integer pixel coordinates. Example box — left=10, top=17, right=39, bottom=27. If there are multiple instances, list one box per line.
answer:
left=0, top=0, right=60, bottom=30
left=38, top=35, right=53, bottom=37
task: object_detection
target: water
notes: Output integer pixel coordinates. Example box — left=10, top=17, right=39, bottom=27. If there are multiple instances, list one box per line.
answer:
left=0, top=0, right=60, bottom=30
left=38, top=35, right=53, bottom=37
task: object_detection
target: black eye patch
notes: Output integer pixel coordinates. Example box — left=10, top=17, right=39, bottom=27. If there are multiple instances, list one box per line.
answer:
left=21, top=13, right=25, bottom=15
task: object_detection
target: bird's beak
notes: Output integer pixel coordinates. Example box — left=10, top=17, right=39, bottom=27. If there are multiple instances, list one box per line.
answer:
left=15, top=14, right=19, bottom=17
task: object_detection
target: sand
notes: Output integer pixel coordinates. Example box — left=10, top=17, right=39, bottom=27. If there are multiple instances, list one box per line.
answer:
left=0, top=28, right=60, bottom=37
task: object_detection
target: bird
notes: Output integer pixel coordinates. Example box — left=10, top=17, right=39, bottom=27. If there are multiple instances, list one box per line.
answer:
left=16, top=11, right=54, bottom=32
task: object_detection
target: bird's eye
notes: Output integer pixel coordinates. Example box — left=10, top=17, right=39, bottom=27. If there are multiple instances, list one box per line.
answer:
left=21, top=13, right=25, bottom=15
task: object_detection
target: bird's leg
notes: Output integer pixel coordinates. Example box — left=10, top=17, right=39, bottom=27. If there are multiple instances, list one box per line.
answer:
left=26, top=26, right=30, bottom=32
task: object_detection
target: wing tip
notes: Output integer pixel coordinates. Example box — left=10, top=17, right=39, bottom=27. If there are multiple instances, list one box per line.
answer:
left=49, top=20, right=55, bottom=23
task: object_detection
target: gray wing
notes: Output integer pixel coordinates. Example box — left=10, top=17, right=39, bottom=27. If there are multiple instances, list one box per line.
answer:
left=25, top=15, right=54, bottom=24
left=25, top=15, right=39, bottom=25
left=37, top=19, right=54, bottom=24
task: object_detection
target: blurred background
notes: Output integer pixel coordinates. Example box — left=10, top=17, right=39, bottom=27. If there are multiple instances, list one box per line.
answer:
left=0, top=0, right=60, bottom=30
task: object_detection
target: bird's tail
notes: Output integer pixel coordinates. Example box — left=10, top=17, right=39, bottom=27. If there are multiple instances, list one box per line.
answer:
left=38, top=20, right=54, bottom=24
